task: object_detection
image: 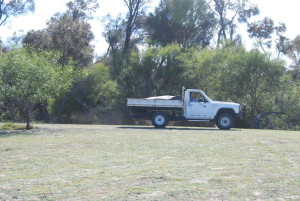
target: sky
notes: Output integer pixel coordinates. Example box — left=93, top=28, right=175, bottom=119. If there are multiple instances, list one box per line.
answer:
left=0, top=0, right=300, bottom=57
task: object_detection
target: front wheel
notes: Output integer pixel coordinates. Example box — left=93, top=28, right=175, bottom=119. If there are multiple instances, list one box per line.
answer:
left=216, top=113, right=235, bottom=130
left=151, top=112, right=169, bottom=128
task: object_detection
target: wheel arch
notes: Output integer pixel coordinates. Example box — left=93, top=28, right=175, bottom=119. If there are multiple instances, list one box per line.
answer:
left=150, top=110, right=172, bottom=120
left=214, top=108, right=236, bottom=121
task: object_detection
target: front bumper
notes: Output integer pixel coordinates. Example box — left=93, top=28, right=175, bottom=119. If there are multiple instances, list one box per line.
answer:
left=237, top=104, right=247, bottom=119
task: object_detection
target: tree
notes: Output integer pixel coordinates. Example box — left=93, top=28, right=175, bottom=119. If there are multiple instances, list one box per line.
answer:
left=122, top=0, right=149, bottom=56
left=276, top=78, right=300, bottom=128
left=66, top=0, right=99, bottom=20
left=102, top=15, right=126, bottom=78
left=23, top=13, right=95, bottom=68
left=285, top=35, right=300, bottom=80
left=0, top=47, right=75, bottom=129
left=180, top=45, right=286, bottom=124
left=247, top=17, right=287, bottom=58
left=145, top=0, right=216, bottom=48
left=102, top=0, right=150, bottom=100
left=48, top=13, right=94, bottom=68
left=5, top=31, right=24, bottom=48
left=0, top=0, right=35, bottom=26
left=103, top=0, right=149, bottom=58
left=128, top=44, right=183, bottom=97
left=0, top=39, right=7, bottom=52
left=210, top=0, right=259, bottom=44
left=177, top=48, right=221, bottom=95
left=22, top=29, right=52, bottom=50
left=103, top=16, right=125, bottom=56
left=220, top=47, right=285, bottom=119
left=52, top=63, right=120, bottom=123
left=85, top=63, right=119, bottom=111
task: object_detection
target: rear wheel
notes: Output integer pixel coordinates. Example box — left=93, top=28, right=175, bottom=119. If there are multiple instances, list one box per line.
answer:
left=216, top=113, right=235, bottom=130
left=151, top=112, right=169, bottom=128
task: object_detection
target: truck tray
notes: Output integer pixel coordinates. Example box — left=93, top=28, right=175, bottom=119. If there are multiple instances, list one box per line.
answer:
left=127, top=98, right=182, bottom=108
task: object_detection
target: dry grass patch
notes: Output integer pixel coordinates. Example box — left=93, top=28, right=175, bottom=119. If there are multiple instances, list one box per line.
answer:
left=0, top=124, right=299, bottom=200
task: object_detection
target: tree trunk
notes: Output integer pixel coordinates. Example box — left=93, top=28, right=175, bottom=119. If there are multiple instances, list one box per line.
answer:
left=56, top=95, right=69, bottom=123
left=25, top=103, right=30, bottom=130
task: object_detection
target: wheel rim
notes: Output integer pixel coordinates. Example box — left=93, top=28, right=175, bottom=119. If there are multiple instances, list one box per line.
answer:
left=220, top=116, right=231, bottom=127
left=155, top=115, right=165, bottom=125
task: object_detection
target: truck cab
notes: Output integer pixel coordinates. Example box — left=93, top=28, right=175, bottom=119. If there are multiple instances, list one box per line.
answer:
left=184, top=89, right=213, bottom=119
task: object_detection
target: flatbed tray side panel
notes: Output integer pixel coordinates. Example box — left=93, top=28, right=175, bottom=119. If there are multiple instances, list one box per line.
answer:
left=127, top=98, right=182, bottom=108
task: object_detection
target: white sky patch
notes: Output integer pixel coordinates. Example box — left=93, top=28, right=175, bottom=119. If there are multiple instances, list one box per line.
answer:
left=0, top=0, right=299, bottom=57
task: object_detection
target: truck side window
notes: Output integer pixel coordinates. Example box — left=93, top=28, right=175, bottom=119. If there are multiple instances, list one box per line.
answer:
left=190, top=92, right=197, bottom=102
left=190, top=92, right=205, bottom=102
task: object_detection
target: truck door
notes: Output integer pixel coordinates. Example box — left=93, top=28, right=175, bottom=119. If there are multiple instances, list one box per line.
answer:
left=185, top=92, right=212, bottom=119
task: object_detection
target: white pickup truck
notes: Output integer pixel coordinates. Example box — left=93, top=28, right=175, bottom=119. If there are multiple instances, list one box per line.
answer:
left=127, top=87, right=246, bottom=130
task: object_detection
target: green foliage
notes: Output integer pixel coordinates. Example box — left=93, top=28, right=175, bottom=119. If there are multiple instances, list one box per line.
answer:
left=23, top=13, right=95, bottom=68
left=0, top=122, right=31, bottom=130
left=146, top=0, right=215, bottom=47
left=247, top=17, right=287, bottom=56
left=127, top=44, right=183, bottom=97
left=86, top=63, right=120, bottom=112
left=275, top=77, right=300, bottom=128
left=0, top=47, right=76, bottom=129
left=49, top=62, right=120, bottom=123
left=285, top=35, right=300, bottom=79
left=221, top=48, right=285, bottom=117
left=1, top=48, right=56, bottom=101
left=179, top=45, right=287, bottom=127
left=258, top=113, right=290, bottom=130
left=177, top=48, right=220, bottom=95
left=212, top=0, right=259, bottom=44
left=1, top=0, right=298, bottom=130
left=66, top=0, right=99, bottom=20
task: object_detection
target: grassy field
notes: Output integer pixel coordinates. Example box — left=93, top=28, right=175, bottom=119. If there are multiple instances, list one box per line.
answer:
left=0, top=124, right=299, bottom=201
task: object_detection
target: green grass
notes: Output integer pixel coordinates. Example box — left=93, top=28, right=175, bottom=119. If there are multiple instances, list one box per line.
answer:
left=0, top=122, right=31, bottom=130
left=0, top=124, right=299, bottom=200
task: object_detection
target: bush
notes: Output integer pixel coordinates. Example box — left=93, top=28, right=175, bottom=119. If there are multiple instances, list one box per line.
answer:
left=0, top=122, right=32, bottom=130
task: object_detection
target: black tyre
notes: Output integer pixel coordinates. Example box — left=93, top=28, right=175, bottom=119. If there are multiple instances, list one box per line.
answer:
left=151, top=112, right=169, bottom=128
left=216, top=113, right=235, bottom=130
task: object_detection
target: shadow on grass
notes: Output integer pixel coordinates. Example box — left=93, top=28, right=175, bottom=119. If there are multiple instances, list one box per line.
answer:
left=118, top=126, right=241, bottom=131
left=0, top=129, right=40, bottom=137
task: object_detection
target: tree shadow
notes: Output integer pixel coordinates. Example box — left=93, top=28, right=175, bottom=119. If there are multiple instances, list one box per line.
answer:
left=0, top=129, right=40, bottom=137
left=118, top=126, right=241, bottom=131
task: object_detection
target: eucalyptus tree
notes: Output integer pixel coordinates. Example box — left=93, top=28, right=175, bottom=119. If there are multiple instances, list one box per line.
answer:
left=103, top=0, right=150, bottom=58
left=145, top=0, right=216, bottom=48
left=210, top=0, right=259, bottom=44
left=247, top=17, right=287, bottom=58
left=0, top=0, right=35, bottom=26
left=47, top=13, right=95, bottom=68
left=285, top=35, right=300, bottom=80
left=22, top=0, right=97, bottom=68
left=128, top=44, right=183, bottom=97
left=23, top=13, right=95, bottom=68
left=66, top=0, right=99, bottom=20
left=122, top=0, right=150, bottom=56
